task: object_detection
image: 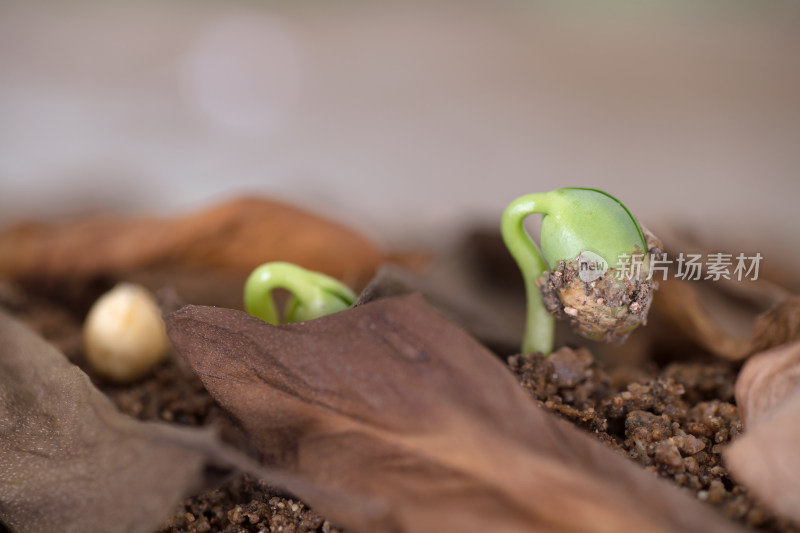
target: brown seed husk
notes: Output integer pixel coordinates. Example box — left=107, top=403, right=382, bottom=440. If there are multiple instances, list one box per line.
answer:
left=538, top=260, right=657, bottom=342
left=538, top=227, right=663, bottom=342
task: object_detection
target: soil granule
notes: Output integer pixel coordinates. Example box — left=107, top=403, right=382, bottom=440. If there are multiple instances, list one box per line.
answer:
left=3, top=282, right=799, bottom=533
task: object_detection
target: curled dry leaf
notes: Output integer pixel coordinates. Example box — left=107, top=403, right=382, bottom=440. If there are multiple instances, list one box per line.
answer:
left=166, top=294, right=742, bottom=533
left=746, top=296, right=800, bottom=356
left=733, top=339, right=800, bottom=429
left=652, top=279, right=746, bottom=358
left=0, top=308, right=311, bottom=533
left=653, top=281, right=800, bottom=361
left=0, top=197, right=381, bottom=307
left=725, top=341, right=800, bottom=524
left=645, top=226, right=798, bottom=361
left=725, top=294, right=800, bottom=525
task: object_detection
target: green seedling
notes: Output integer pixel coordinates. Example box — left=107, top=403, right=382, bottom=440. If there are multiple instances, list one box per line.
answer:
left=244, top=262, right=356, bottom=325
left=502, top=187, right=660, bottom=356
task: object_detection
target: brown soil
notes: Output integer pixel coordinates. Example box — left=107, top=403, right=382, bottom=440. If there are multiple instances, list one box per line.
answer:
left=509, top=348, right=799, bottom=533
left=2, top=282, right=798, bottom=533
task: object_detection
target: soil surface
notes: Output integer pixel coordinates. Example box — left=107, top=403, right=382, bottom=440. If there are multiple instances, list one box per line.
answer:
left=509, top=348, right=798, bottom=533
left=2, top=282, right=798, bottom=533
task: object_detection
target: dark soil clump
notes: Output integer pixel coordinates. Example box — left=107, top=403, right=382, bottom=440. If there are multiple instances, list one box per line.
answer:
left=158, top=475, right=341, bottom=533
left=509, top=349, right=799, bottom=533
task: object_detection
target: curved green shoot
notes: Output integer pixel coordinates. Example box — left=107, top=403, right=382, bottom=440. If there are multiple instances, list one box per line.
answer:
left=244, top=262, right=356, bottom=325
left=501, top=193, right=556, bottom=356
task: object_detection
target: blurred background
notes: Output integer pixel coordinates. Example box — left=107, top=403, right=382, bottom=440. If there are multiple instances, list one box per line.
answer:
left=1, top=1, right=798, bottom=253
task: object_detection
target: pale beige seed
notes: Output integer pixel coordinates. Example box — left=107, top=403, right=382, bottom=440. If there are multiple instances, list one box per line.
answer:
left=83, top=283, right=169, bottom=383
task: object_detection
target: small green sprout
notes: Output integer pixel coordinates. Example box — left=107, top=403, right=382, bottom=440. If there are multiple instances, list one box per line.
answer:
left=502, top=187, right=661, bottom=356
left=244, top=262, right=356, bottom=325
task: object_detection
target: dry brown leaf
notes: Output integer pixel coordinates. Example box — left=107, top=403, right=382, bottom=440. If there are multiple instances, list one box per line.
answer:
left=747, top=296, right=800, bottom=356
left=653, top=280, right=800, bottom=360
left=0, top=308, right=222, bottom=532
left=733, top=340, right=800, bottom=429
left=725, top=389, right=800, bottom=525
left=725, top=341, right=800, bottom=524
left=0, top=197, right=382, bottom=307
left=0, top=308, right=324, bottom=533
left=166, top=294, right=742, bottom=533
left=641, top=225, right=798, bottom=361
left=652, top=279, right=748, bottom=358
